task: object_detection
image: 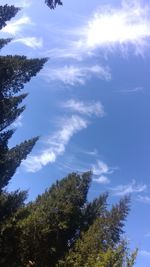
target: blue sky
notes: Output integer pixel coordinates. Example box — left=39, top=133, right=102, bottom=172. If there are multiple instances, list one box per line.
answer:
left=2, top=0, right=150, bottom=265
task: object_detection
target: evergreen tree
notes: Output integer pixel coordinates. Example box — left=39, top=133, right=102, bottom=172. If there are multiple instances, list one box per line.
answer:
left=19, top=172, right=92, bottom=267
left=45, top=0, right=63, bottom=9
left=0, top=5, right=47, bottom=266
left=0, top=5, right=20, bottom=30
left=0, top=190, right=28, bottom=267
left=58, top=197, right=135, bottom=267
left=15, top=173, right=136, bottom=267
left=0, top=38, right=12, bottom=50
left=0, top=6, right=47, bottom=191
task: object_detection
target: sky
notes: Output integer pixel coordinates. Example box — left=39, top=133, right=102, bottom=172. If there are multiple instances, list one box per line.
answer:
left=1, top=0, right=150, bottom=265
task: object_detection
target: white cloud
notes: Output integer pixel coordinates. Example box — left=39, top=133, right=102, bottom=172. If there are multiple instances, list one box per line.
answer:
left=92, top=160, right=113, bottom=176
left=2, top=16, right=32, bottom=35
left=42, top=64, right=111, bottom=86
left=62, top=99, right=105, bottom=117
left=23, top=115, right=88, bottom=172
left=145, top=232, right=150, bottom=238
left=76, top=1, right=150, bottom=56
left=137, top=195, right=150, bottom=204
left=140, top=250, right=150, bottom=257
left=47, top=1, right=150, bottom=60
left=118, top=86, right=144, bottom=93
left=13, top=37, right=43, bottom=49
left=45, top=47, right=84, bottom=61
left=92, top=160, right=114, bottom=184
left=14, top=0, right=31, bottom=8
left=93, top=175, right=110, bottom=184
left=111, top=180, right=147, bottom=196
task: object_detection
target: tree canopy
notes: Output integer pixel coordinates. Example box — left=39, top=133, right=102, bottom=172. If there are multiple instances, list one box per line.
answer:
left=45, top=0, right=63, bottom=9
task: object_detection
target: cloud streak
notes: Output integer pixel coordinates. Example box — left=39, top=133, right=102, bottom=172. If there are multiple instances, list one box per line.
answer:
left=2, top=16, right=32, bottom=35
left=137, top=195, right=150, bottom=204
left=62, top=99, right=105, bottom=117
left=111, top=180, right=147, bottom=196
left=140, top=250, right=150, bottom=257
left=92, top=160, right=115, bottom=184
left=23, top=115, right=88, bottom=172
left=14, top=0, right=31, bottom=8
left=13, top=37, right=43, bottom=49
left=42, top=64, right=111, bottom=86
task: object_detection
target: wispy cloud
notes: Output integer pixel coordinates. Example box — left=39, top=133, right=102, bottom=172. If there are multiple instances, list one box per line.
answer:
left=111, top=180, right=147, bottom=196
left=117, top=86, right=144, bottom=93
left=62, top=99, right=105, bottom=117
left=2, top=16, right=32, bottom=35
left=14, top=0, right=31, bottom=8
left=47, top=1, right=150, bottom=60
left=145, top=232, right=150, bottom=238
left=140, top=250, right=150, bottom=257
left=92, top=160, right=115, bottom=184
left=93, top=175, right=110, bottom=185
left=92, top=160, right=114, bottom=176
left=137, top=195, right=150, bottom=204
left=13, top=37, right=43, bottom=49
left=23, top=115, right=88, bottom=172
left=75, top=1, right=150, bottom=57
left=42, top=64, right=111, bottom=86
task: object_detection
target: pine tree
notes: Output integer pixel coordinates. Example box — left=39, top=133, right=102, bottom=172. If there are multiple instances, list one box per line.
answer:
left=19, top=172, right=92, bottom=267
left=59, top=196, right=135, bottom=267
left=17, top=173, right=137, bottom=267
left=0, top=190, right=28, bottom=267
left=0, top=6, right=47, bottom=191
left=45, top=0, right=63, bottom=9
left=0, top=5, right=47, bottom=266
left=0, top=38, right=12, bottom=50
left=0, top=5, right=20, bottom=30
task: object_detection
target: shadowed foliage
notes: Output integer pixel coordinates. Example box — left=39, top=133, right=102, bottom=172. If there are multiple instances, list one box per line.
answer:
left=45, top=0, right=63, bottom=9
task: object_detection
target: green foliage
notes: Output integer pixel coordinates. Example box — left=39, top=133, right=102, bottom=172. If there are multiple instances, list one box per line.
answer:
left=0, top=93, right=27, bottom=131
left=58, top=197, right=133, bottom=267
left=0, top=5, right=47, bottom=266
left=0, top=55, right=47, bottom=97
left=0, top=5, right=47, bottom=190
left=45, top=0, right=63, bottom=9
left=0, top=38, right=12, bottom=50
left=0, top=5, right=20, bottom=30
left=94, top=244, right=138, bottom=267
left=0, top=137, right=38, bottom=190
left=19, top=172, right=92, bottom=267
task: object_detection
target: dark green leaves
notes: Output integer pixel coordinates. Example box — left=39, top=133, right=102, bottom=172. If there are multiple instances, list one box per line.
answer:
left=45, top=0, right=63, bottom=9
left=0, top=5, right=20, bottom=30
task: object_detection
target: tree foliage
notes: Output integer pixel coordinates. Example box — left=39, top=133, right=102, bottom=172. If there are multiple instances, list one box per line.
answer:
left=0, top=5, right=47, bottom=266
left=0, top=172, right=134, bottom=267
left=45, top=0, right=63, bottom=9
left=0, top=6, right=47, bottom=191
left=0, top=5, right=20, bottom=30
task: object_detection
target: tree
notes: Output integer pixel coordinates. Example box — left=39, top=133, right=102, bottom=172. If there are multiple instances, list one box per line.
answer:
left=58, top=196, right=136, bottom=267
left=0, top=7, right=47, bottom=191
left=45, top=0, right=63, bottom=9
left=19, top=172, right=92, bottom=267
left=0, top=5, right=47, bottom=266
left=12, top=173, right=136, bottom=267
left=0, top=5, right=20, bottom=30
